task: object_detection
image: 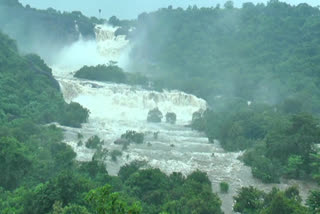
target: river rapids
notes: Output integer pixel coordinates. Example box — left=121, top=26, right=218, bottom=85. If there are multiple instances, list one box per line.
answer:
left=50, top=24, right=316, bottom=214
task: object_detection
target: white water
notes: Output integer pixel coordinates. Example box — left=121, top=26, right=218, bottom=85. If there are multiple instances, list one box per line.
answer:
left=51, top=24, right=317, bottom=214
left=53, top=25, right=130, bottom=72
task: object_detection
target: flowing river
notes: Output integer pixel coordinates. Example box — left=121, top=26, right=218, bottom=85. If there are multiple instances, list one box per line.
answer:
left=50, top=24, right=317, bottom=214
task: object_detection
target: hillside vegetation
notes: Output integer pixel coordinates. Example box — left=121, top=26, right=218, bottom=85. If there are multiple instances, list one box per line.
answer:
left=0, top=0, right=319, bottom=213
left=0, top=32, right=89, bottom=127
left=128, top=1, right=320, bottom=185
left=130, top=1, right=320, bottom=114
left=0, top=27, right=224, bottom=213
left=0, top=0, right=101, bottom=61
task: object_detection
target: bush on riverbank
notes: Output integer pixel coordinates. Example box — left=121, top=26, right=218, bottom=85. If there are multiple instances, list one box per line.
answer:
left=192, top=103, right=320, bottom=184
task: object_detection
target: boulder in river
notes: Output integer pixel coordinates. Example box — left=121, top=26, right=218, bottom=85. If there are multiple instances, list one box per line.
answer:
left=147, top=107, right=163, bottom=123
left=166, top=112, right=176, bottom=124
left=114, top=138, right=129, bottom=145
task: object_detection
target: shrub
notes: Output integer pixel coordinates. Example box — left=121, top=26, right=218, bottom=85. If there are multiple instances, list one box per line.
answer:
left=74, top=64, right=126, bottom=83
left=147, top=108, right=163, bottom=123
left=220, top=182, right=229, bottom=193
left=121, top=130, right=144, bottom=144
left=85, top=136, right=103, bottom=149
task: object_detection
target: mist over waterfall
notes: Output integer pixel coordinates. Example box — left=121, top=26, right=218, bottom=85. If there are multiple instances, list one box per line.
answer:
left=51, top=24, right=316, bottom=214
left=53, top=24, right=131, bottom=73
left=2, top=1, right=320, bottom=213
left=53, top=24, right=207, bottom=125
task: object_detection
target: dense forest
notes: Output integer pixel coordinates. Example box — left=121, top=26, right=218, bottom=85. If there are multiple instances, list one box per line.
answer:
left=129, top=1, right=320, bottom=114
left=191, top=103, right=320, bottom=184
left=0, top=3, right=224, bottom=212
left=0, top=29, right=225, bottom=213
left=125, top=1, right=320, bottom=185
left=0, top=0, right=320, bottom=213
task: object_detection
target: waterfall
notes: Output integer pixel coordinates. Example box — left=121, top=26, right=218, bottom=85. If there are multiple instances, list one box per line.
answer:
left=52, top=24, right=130, bottom=73
left=50, top=24, right=317, bottom=214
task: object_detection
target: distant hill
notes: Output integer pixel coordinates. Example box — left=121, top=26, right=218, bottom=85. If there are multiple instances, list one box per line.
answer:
left=0, top=0, right=101, bottom=62
left=128, top=1, right=320, bottom=114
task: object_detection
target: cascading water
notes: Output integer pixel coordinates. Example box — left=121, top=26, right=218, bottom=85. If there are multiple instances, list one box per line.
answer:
left=51, top=24, right=317, bottom=214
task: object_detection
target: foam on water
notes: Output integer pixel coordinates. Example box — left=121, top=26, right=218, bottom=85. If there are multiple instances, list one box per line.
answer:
left=53, top=24, right=130, bottom=72
left=57, top=77, right=206, bottom=124
left=51, top=24, right=318, bottom=214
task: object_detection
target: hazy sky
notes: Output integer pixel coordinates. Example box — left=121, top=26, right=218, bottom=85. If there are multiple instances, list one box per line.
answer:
left=19, top=0, right=319, bottom=19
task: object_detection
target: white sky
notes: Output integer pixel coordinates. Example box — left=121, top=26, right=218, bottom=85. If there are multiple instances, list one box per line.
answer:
left=18, top=0, right=320, bottom=19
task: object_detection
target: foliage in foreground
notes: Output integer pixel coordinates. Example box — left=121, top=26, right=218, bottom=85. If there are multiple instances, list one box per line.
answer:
left=233, top=186, right=320, bottom=214
left=0, top=158, right=224, bottom=214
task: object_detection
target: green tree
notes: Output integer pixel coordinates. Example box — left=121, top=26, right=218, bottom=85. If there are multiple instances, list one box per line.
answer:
left=233, top=186, right=265, bottom=213
left=285, top=155, right=303, bottom=178
left=307, top=190, right=320, bottom=214
left=0, top=137, right=31, bottom=190
left=62, top=204, right=91, bottom=214
left=86, top=184, right=141, bottom=214
left=85, top=136, right=103, bottom=149
left=121, top=131, right=144, bottom=144
left=219, top=182, right=229, bottom=193
left=26, top=172, right=91, bottom=214
left=261, top=192, right=308, bottom=214
left=310, top=153, right=320, bottom=184
left=224, top=1, right=234, bottom=9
